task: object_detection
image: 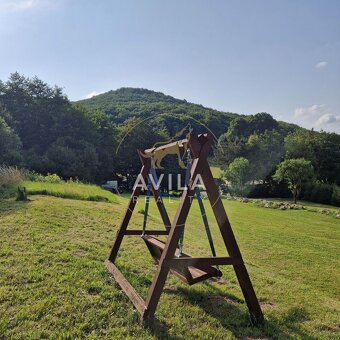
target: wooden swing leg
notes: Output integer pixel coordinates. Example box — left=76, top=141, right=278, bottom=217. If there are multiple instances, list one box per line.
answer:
left=201, top=161, right=264, bottom=325
left=144, top=154, right=206, bottom=319
left=108, top=158, right=151, bottom=263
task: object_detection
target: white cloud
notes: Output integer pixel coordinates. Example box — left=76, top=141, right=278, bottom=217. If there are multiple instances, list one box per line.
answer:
left=315, top=61, right=328, bottom=69
left=294, top=104, right=324, bottom=118
left=85, top=91, right=105, bottom=99
left=315, top=113, right=340, bottom=127
left=293, top=104, right=340, bottom=133
left=0, top=0, right=47, bottom=12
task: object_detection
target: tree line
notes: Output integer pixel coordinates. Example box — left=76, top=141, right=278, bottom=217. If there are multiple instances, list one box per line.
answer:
left=1, top=73, right=340, bottom=205
left=216, top=114, right=340, bottom=205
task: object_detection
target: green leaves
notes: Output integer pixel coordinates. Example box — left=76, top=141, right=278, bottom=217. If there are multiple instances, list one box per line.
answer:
left=273, top=158, right=314, bottom=203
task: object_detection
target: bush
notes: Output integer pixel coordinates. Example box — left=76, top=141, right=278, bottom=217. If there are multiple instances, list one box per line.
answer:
left=0, top=165, right=26, bottom=198
left=248, top=182, right=291, bottom=198
left=27, top=171, right=63, bottom=183
left=331, top=186, right=340, bottom=207
left=43, top=173, right=63, bottom=183
left=304, top=182, right=333, bottom=205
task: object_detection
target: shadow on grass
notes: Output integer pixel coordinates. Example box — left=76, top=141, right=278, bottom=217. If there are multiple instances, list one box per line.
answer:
left=113, top=263, right=313, bottom=339
left=144, top=317, right=180, bottom=340
left=0, top=198, right=30, bottom=217
left=146, top=281, right=313, bottom=339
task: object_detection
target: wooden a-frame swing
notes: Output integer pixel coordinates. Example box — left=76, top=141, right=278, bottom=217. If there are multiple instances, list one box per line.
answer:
left=105, top=132, right=264, bottom=324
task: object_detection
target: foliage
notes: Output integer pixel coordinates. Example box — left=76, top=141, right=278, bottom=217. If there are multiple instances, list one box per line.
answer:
left=0, top=165, right=26, bottom=198
left=303, top=182, right=334, bottom=205
left=0, top=195, right=339, bottom=338
left=225, top=112, right=280, bottom=138
left=114, top=117, right=168, bottom=189
left=215, top=116, right=286, bottom=182
left=222, top=157, right=251, bottom=196
left=273, top=159, right=314, bottom=203
left=76, top=87, right=238, bottom=138
left=0, top=73, right=117, bottom=182
left=285, top=129, right=340, bottom=184
left=331, top=186, right=340, bottom=207
left=0, top=111, right=23, bottom=166
left=1, top=73, right=340, bottom=207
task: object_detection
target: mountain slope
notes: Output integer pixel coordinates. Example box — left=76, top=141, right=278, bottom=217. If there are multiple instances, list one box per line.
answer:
left=76, top=88, right=239, bottom=137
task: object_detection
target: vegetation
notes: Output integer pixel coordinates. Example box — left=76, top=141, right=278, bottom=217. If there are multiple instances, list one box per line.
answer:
left=23, top=180, right=119, bottom=203
left=285, top=129, right=340, bottom=185
left=0, top=165, right=26, bottom=199
left=0, top=73, right=118, bottom=182
left=76, top=87, right=238, bottom=138
left=273, top=159, right=314, bottom=204
left=1, top=73, right=340, bottom=205
left=222, top=157, right=251, bottom=196
left=0, top=195, right=339, bottom=338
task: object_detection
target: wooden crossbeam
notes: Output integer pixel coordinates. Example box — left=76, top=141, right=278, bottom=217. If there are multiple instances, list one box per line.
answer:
left=124, top=230, right=169, bottom=235
left=166, top=256, right=243, bottom=267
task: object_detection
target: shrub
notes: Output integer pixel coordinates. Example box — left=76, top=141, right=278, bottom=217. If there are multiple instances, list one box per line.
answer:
left=331, top=186, right=340, bottom=207
left=304, top=182, right=333, bottom=205
left=26, top=171, right=63, bottom=183
left=0, top=165, right=26, bottom=198
left=43, top=173, right=63, bottom=183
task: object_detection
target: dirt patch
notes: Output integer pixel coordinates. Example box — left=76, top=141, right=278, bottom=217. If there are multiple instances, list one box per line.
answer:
left=260, top=301, right=277, bottom=309
left=73, top=250, right=88, bottom=257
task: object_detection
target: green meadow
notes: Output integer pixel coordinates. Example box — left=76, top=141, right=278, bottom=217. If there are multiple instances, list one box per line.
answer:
left=0, top=187, right=339, bottom=339
left=23, top=181, right=118, bottom=203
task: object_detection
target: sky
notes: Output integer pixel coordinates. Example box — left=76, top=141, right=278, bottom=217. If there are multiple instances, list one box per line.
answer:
left=0, top=0, right=339, bottom=133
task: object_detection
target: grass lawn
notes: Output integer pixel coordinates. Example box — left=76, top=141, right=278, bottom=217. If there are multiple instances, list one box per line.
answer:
left=22, top=181, right=119, bottom=203
left=0, top=194, right=339, bottom=339
left=210, top=166, right=222, bottom=179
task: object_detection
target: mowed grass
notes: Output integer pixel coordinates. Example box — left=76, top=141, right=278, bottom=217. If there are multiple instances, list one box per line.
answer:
left=210, top=166, right=222, bottom=179
left=22, top=181, right=119, bottom=203
left=0, top=195, right=339, bottom=339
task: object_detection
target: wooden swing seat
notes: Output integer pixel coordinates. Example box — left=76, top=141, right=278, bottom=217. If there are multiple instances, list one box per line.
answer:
left=142, top=235, right=220, bottom=285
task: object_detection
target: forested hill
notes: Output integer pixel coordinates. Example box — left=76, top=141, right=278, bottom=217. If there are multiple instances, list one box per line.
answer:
left=2, top=74, right=339, bottom=196
left=76, top=88, right=239, bottom=137
left=76, top=87, right=301, bottom=141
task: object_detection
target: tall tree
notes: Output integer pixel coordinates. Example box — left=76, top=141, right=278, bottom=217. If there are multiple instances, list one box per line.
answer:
left=222, top=157, right=251, bottom=196
left=0, top=115, right=23, bottom=166
left=273, top=158, right=314, bottom=203
left=285, top=130, right=340, bottom=184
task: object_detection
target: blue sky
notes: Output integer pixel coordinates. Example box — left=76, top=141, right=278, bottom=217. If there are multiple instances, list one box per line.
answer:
left=0, top=0, right=339, bottom=132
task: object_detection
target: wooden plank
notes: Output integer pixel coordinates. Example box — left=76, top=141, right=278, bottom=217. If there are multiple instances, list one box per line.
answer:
left=124, top=230, right=169, bottom=236
left=105, top=260, right=146, bottom=316
left=142, top=235, right=219, bottom=286
left=166, top=256, right=242, bottom=267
